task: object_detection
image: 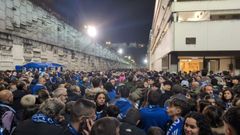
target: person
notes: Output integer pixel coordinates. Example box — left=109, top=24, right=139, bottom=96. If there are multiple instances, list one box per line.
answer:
left=159, top=81, right=173, bottom=107
left=221, top=88, right=234, bottom=109
left=104, top=82, right=116, bottom=103
left=114, top=85, right=132, bottom=119
left=183, top=112, right=213, bottom=135
left=147, top=127, right=164, bottom=135
left=222, top=106, right=240, bottom=135
left=166, top=98, right=189, bottom=135
left=106, top=105, right=120, bottom=118
left=0, top=90, right=17, bottom=135
left=31, top=77, right=47, bottom=95
left=94, top=92, right=108, bottom=120
left=68, top=85, right=82, bottom=101
left=232, top=76, right=240, bottom=93
left=139, top=90, right=170, bottom=132
left=120, top=108, right=146, bottom=135
left=52, top=88, right=68, bottom=103
left=13, top=98, right=66, bottom=135
left=90, top=117, right=120, bottom=135
left=85, top=77, right=106, bottom=100
left=20, top=94, right=38, bottom=120
left=65, top=98, right=96, bottom=135
left=36, top=89, right=50, bottom=104
left=202, top=105, right=224, bottom=135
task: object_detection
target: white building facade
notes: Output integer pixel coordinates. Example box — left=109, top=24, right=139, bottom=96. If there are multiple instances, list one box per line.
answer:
left=149, top=0, right=240, bottom=74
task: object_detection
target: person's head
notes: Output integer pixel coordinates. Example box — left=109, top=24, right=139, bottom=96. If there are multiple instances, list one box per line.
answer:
left=104, top=82, right=114, bottom=92
left=70, top=85, right=81, bottom=95
left=106, top=105, right=120, bottom=118
left=204, top=85, right=213, bottom=95
left=201, top=69, right=208, bottom=77
left=148, top=77, right=155, bottom=85
left=202, top=105, right=224, bottom=128
left=167, top=98, right=189, bottom=118
left=16, top=81, right=27, bottom=91
left=92, top=77, right=101, bottom=88
left=163, top=81, right=172, bottom=91
left=21, top=94, right=36, bottom=108
left=71, top=98, right=96, bottom=123
left=211, top=78, right=218, bottom=86
left=148, top=90, right=161, bottom=105
left=222, top=89, right=234, bottom=102
left=117, top=85, right=130, bottom=98
left=37, top=89, right=50, bottom=104
left=94, top=92, right=107, bottom=106
left=90, top=117, right=120, bottom=135
left=184, top=112, right=212, bottom=135
left=0, top=90, right=13, bottom=104
left=223, top=106, right=240, bottom=135
left=147, top=127, right=165, bottom=135
left=197, top=100, right=211, bottom=113
left=110, top=78, right=116, bottom=86
left=39, top=98, right=65, bottom=119
left=52, top=88, right=68, bottom=103
left=38, top=77, right=46, bottom=85
left=123, top=108, right=141, bottom=125
left=232, top=76, right=240, bottom=85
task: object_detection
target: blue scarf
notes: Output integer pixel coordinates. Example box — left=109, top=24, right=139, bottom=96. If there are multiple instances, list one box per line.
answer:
left=67, top=124, right=81, bottom=135
left=32, top=113, right=59, bottom=126
left=167, top=117, right=184, bottom=135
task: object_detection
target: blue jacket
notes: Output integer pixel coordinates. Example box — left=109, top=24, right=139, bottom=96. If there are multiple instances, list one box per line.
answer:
left=114, top=98, right=132, bottom=119
left=139, top=105, right=170, bottom=132
left=166, top=117, right=184, bottom=135
left=108, top=90, right=116, bottom=103
left=31, top=84, right=46, bottom=94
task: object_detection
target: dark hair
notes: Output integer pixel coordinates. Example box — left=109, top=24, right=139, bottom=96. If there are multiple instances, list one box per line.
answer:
left=90, top=117, right=120, bottom=135
left=198, top=100, right=211, bottom=113
left=106, top=105, right=120, bottom=118
left=117, top=85, right=130, bottom=98
left=211, top=78, right=218, bottom=86
left=148, top=90, right=161, bottom=105
left=223, top=106, right=240, bottom=135
left=16, top=81, right=26, bottom=90
left=71, top=98, right=96, bottom=122
left=147, top=127, right=164, bottom=135
left=92, top=77, right=101, bottom=88
left=104, top=82, right=114, bottom=92
left=202, top=105, right=224, bottom=128
left=37, top=90, right=50, bottom=104
left=184, top=112, right=213, bottom=135
left=127, top=75, right=134, bottom=82
left=94, top=92, right=108, bottom=105
left=169, top=98, right=190, bottom=117
left=221, top=88, right=234, bottom=102
left=201, top=69, right=208, bottom=76
left=123, top=108, right=140, bottom=125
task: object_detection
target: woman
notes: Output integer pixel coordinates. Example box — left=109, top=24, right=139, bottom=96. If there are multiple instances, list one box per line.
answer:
left=221, top=88, right=234, bottom=109
left=183, top=112, right=213, bottom=135
left=94, top=92, right=108, bottom=120
left=203, top=105, right=224, bottom=135
left=90, top=117, right=120, bottom=135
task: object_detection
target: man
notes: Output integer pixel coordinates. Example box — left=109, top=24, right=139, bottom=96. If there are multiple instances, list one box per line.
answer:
left=85, top=77, right=106, bottom=100
left=31, top=77, right=47, bottom=94
left=64, top=98, right=96, bottom=135
left=0, top=90, right=17, bottom=135
left=120, top=108, right=146, bottom=135
left=223, top=106, right=240, bottom=135
left=232, top=76, right=240, bottom=93
left=139, top=90, right=170, bottom=132
left=52, top=88, right=68, bottom=103
left=159, top=81, right=173, bottom=107
left=114, top=85, right=132, bottom=120
left=13, top=98, right=65, bottom=135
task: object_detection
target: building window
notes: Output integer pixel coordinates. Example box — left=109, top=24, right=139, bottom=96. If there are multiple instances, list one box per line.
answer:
left=186, top=37, right=196, bottom=45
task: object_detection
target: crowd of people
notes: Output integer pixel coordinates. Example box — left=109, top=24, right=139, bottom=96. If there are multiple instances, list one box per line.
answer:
left=0, top=69, right=240, bottom=135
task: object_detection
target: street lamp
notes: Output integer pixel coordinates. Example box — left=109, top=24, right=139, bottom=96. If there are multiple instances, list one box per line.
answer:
left=144, top=58, right=148, bottom=64
left=86, top=25, right=97, bottom=38
left=118, top=48, right=123, bottom=55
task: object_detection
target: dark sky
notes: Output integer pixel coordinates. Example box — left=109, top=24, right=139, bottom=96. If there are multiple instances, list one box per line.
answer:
left=38, top=0, right=155, bottom=65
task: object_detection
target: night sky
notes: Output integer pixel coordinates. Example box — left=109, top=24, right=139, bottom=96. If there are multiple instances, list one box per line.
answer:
left=37, top=0, right=155, bottom=65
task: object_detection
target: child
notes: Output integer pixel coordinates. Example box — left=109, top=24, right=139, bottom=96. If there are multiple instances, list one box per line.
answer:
left=166, top=98, right=189, bottom=135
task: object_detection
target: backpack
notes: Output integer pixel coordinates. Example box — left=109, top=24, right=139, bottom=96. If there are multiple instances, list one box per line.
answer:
left=0, top=104, right=16, bottom=135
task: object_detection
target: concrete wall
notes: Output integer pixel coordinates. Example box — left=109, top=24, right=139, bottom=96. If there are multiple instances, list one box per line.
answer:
left=0, top=0, right=129, bottom=71
left=174, top=20, right=240, bottom=51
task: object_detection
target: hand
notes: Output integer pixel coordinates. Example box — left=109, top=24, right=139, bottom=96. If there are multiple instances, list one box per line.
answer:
left=83, top=119, right=94, bottom=135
